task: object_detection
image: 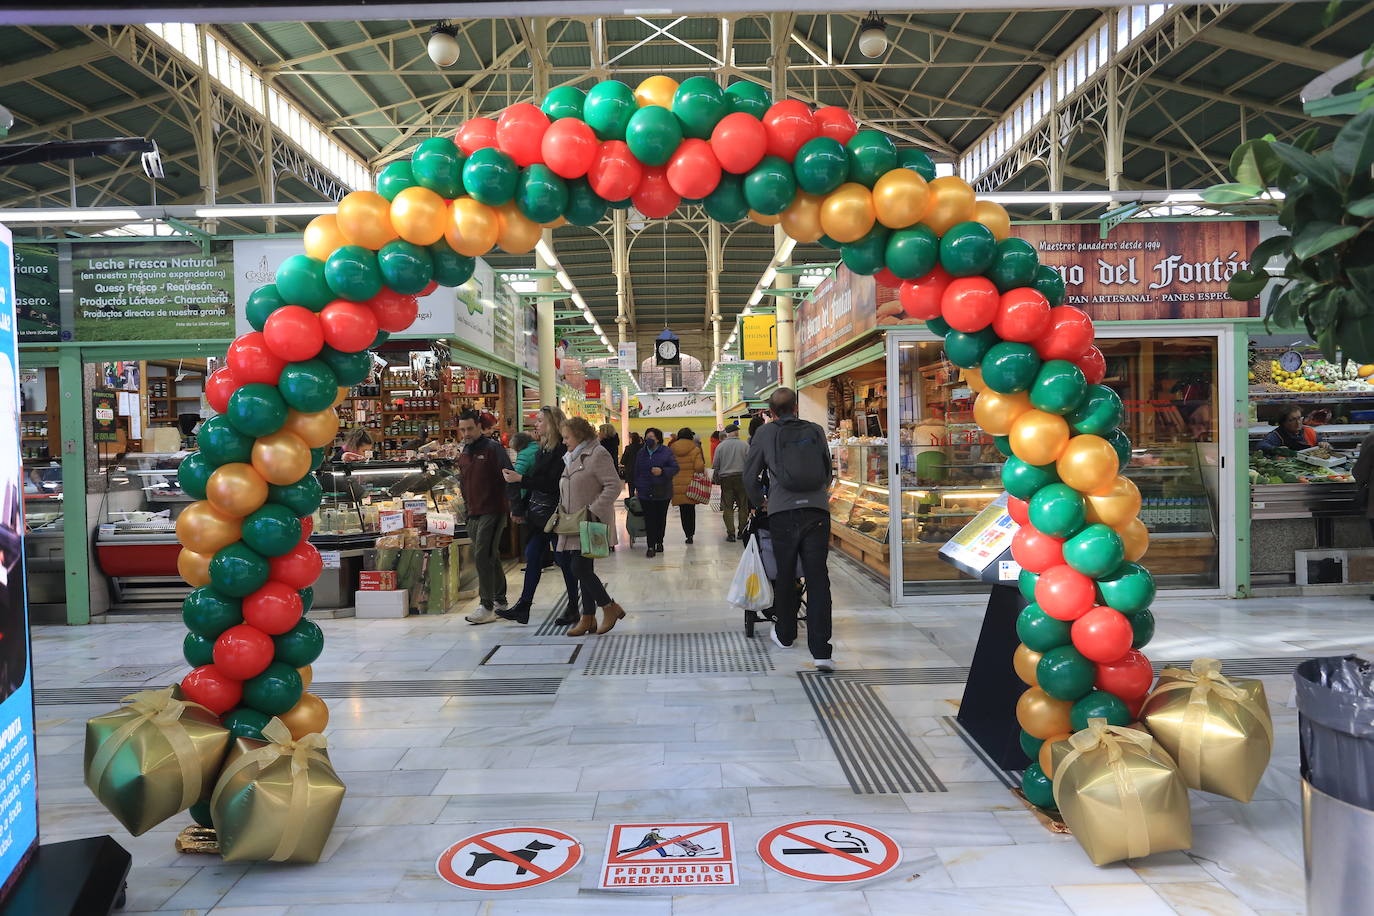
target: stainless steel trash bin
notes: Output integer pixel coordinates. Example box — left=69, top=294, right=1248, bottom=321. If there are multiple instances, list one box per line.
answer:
left=1303, top=778, right=1374, bottom=916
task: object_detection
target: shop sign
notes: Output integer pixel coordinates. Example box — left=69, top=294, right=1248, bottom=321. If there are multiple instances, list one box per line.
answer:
left=464, top=368, right=481, bottom=395
left=232, top=238, right=300, bottom=335
left=585, top=378, right=601, bottom=399
left=633, top=391, right=716, bottom=418
left=518, top=296, right=539, bottom=374
left=13, top=243, right=59, bottom=342
left=73, top=240, right=234, bottom=341
left=741, top=314, right=778, bottom=361
left=742, top=360, right=779, bottom=399
left=450, top=258, right=494, bottom=350
left=92, top=391, right=118, bottom=442
left=617, top=340, right=638, bottom=370
left=492, top=275, right=517, bottom=364
left=600, top=822, right=737, bottom=889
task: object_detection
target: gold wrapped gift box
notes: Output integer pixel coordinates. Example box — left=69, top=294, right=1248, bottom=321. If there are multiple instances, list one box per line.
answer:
left=84, top=686, right=230, bottom=836
left=1052, top=718, right=1192, bottom=866
left=1141, top=658, right=1273, bottom=803
left=211, top=718, right=344, bottom=863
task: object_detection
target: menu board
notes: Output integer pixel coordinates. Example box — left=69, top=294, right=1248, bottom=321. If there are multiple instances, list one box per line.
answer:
left=11, top=244, right=58, bottom=343
left=939, top=492, right=1019, bottom=582
left=72, top=241, right=234, bottom=340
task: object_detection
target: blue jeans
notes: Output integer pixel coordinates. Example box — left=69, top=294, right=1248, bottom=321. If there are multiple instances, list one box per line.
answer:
left=516, top=526, right=577, bottom=610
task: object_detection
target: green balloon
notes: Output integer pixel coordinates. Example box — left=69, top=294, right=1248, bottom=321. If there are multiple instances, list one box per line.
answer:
left=993, top=435, right=1014, bottom=458
left=273, top=618, right=325, bottom=667
left=1028, top=483, right=1086, bottom=539
left=583, top=79, right=636, bottom=140
left=925, top=316, right=951, bottom=337
left=885, top=225, right=938, bottom=279
left=1019, top=729, right=1045, bottom=761
left=222, top=707, right=272, bottom=742
left=1097, top=562, right=1155, bottom=614
left=724, top=80, right=771, bottom=117
left=269, top=475, right=324, bottom=517
left=625, top=105, right=682, bottom=167
left=299, top=585, right=315, bottom=613
left=1130, top=607, right=1155, bottom=649
left=1067, top=384, right=1125, bottom=436
left=376, top=160, right=416, bottom=201
left=241, top=503, right=303, bottom=557
left=197, top=416, right=253, bottom=467
left=987, top=238, right=1039, bottom=293
left=1002, top=457, right=1060, bottom=501
left=1071, top=690, right=1131, bottom=732
left=245, top=284, right=286, bottom=332
left=184, top=631, right=215, bottom=668
left=428, top=239, right=476, bottom=287
left=189, top=799, right=215, bottom=828
left=1029, top=360, right=1088, bottom=415
left=182, top=587, right=242, bottom=639
left=704, top=173, right=749, bottom=223
left=278, top=360, right=339, bottom=414
left=242, top=662, right=304, bottom=716
left=1016, top=603, right=1072, bottom=652
left=1017, top=568, right=1041, bottom=604
left=275, top=255, right=332, bottom=311
left=324, top=245, right=383, bottom=302
left=794, top=138, right=849, bottom=195
left=516, top=164, right=570, bottom=223
left=226, top=383, right=288, bottom=438
left=1037, top=645, right=1097, bottom=701
left=1034, top=264, right=1066, bottom=307
left=839, top=224, right=890, bottom=276
left=564, top=178, right=608, bottom=226
left=462, top=147, right=518, bottom=205
left=309, top=448, right=326, bottom=471
left=818, top=233, right=842, bottom=250
left=1021, top=762, right=1056, bottom=808
left=943, top=327, right=999, bottom=369
left=1107, top=428, right=1132, bottom=470
left=317, top=345, right=372, bottom=387
left=845, top=130, right=898, bottom=187
left=541, top=86, right=587, bottom=122
left=208, top=542, right=270, bottom=598
left=1063, top=523, right=1126, bottom=578
left=743, top=155, right=796, bottom=215
left=371, top=330, right=391, bottom=347
left=411, top=137, right=465, bottom=198
left=981, top=342, right=1041, bottom=394
left=178, top=452, right=213, bottom=500
left=938, top=221, right=998, bottom=278
left=607, top=197, right=632, bottom=210
left=897, top=147, right=937, bottom=182
left=377, top=240, right=434, bottom=295
left=673, top=77, right=727, bottom=139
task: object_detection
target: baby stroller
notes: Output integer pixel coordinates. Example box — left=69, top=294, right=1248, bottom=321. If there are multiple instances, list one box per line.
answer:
left=740, top=509, right=807, bottom=638
left=623, top=496, right=647, bottom=546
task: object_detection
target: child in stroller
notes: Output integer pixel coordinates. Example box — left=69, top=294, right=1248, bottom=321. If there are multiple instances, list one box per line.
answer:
left=740, top=509, right=807, bottom=638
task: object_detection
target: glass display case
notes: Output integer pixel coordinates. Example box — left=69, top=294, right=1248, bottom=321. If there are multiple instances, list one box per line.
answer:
left=314, top=459, right=465, bottom=547
left=94, top=452, right=193, bottom=612
left=828, top=441, right=891, bottom=573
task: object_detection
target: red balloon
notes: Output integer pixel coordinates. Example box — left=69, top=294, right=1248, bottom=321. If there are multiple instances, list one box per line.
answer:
left=1036, top=306, right=1095, bottom=362
left=263, top=305, right=325, bottom=362
left=874, top=268, right=901, bottom=290
left=181, top=664, right=242, bottom=716
left=710, top=112, right=768, bottom=175
left=1011, top=526, right=1065, bottom=574
left=1036, top=564, right=1096, bottom=621
left=992, top=287, right=1051, bottom=342
left=496, top=103, right=550, bottom=168
left=226, top=331, right=287, bottom=386
left=1007, top=496, right=1030, bottom=527
left=243, top=581, right=305, bottom=635
left=1072, top=606, right=1134, bottom=663
left=1095, top=649, right=1154, bottom=700
left=898, top=266, right=952, bottom=320
left=319, top=301, right=380, bottom=353
left=632, top=166, right=681, bottom=219
left=666, top=138, right=722, bottom=200
left=1076, top=346, right=1106, bottom=385
left=541, top=117, right=598, bottom=179
left=813, top=106, right=858, bottom=143
left=1126, top=693, right=1147, bottom=720
left=456, top=117, right=498, bottom=155
left=587, top=140, right=643, bottom=202
left=212, top=624, right=275, bottom=680
left=419, top=280, right=439, bottom=297
left=269, top=540, right=324, bottom=590
left=299, top=515, right=314, bottom=541
left=205, top=367, right=239, bottom=415
left=762, top=100, right=817, bottom=161
left=941, top=276, right=1000, bottom=333
left=369, top=289, right=420, bottom=333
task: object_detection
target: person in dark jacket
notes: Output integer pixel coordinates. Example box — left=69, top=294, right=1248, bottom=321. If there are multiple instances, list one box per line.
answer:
left=599, top=423, right=621, bottom=475
left=633, top=426, right=678, bottom=558
left=1257, top=404, right=1321, bottom=455
left=457, top=409, right=513, bottom=625
left=620, top=432, right=643, bottom=483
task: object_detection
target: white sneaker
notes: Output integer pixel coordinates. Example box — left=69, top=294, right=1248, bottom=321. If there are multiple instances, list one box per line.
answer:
left=465, top=606, right=499, bottom=625
left=770, top=627, right=793, bottom=650
left=814, top=658, right=836, bottom=673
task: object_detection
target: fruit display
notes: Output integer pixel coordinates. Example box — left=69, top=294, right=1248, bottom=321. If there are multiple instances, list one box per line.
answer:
left=1252, top=355, right=1374, bottom=393
left=1249, top=452, right=1353, bottom=484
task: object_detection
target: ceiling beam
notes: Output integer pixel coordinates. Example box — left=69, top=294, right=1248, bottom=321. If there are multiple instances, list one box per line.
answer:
left=1199, top=26, right=1345, bottom=72
left=0, top=39, right=111, bottom=85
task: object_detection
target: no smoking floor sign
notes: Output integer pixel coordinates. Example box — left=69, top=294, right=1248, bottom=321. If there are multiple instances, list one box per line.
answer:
left=757, top=820, right=902, bottom=884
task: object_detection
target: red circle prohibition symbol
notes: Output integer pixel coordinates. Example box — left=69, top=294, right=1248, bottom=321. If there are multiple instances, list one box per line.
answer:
left=757, top=819, right=901, bottom=883
left=436, top=826, right=583, bottom=891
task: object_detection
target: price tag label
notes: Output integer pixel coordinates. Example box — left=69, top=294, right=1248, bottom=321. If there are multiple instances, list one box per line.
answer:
left=379, top=511, right=404, bottom=533
left=319, top=550, right=341, bottom=569
left=428, top=513, right=456, bottom=535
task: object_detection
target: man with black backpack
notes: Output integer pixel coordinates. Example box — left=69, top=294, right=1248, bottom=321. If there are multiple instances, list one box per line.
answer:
left=743, top=387, right=835, bottom=671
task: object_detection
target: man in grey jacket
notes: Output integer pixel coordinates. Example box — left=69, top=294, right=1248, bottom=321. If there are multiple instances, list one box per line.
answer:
left=712, top=423, right=750, bottom=542
left=743, top=388, right=835, bottom=671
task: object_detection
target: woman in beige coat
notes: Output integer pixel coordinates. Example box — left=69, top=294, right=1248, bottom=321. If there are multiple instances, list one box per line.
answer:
left=558, top=417, right=628, bottom=635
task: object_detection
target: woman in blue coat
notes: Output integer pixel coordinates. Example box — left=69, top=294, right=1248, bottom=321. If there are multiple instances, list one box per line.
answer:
left=633, top=426, right=678, bottom=558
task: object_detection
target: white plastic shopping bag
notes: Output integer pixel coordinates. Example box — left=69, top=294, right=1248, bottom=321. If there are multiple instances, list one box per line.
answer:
left=727, top=536, right=774, bottom=612
left=709, top=484, right=723, bottom=511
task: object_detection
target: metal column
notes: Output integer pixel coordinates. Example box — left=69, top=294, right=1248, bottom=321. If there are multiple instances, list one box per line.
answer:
left=57, top=349, right=89, bottom=625
left=536, top=230, right=557, bottom=405
left=773, top=226, right=796, bottom=389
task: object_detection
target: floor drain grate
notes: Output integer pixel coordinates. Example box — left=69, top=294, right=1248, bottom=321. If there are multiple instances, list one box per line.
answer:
left=581, top=631, right=773, bottom=676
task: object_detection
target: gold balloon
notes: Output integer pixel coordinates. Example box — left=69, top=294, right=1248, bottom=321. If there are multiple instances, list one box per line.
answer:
left=972, top=390, right=1032, bottom=437
left=390, top=185, right=449, bottom=246
left=446, top=198, right=500, bottom=257
left=1014, top=643, right=1043, bottom=687
left=779, top=192, right=824, bottom=243
left=297, top=665, right=313, bottom=690
left=1084, top=475, right=1142, bottom=527
left=177, top=548, right=213, bottom=588
left=206, top=462, right=269, bottom=518
left=1039, top=732, right=1072, bottom=779
left=749, top=208, right=781, bottom=227
left=1016, top=686, right=1074, bottom=740
left=282, top=408, right=341, bottom=450
left=303, top=214, right=348, bottom=262
left=872, top=168, right=929, bottom=229
left=1056, top=434, right=1120, bottom=494
left=973, top=199, right=1011, bottom=241
left=332, top=386, right=351, bottom=408
left=495, top=201, right=541, bottom=254
left=963, top=367, right=988, bottom=393
left=543, top=216, right=568, bottom=229
left=1118, top=516, right=1150, bottom=563
left=1009, top=409, right=1071, bottom=466
left=921, top=175, right=977, bottom=236
left=635, top=75, right=679, bottom=109
left=277, top=691, right=330, bottom=741
left=175, top=500, right=243, bottom=555
left=819, top=182, right=876, bottom=244
left=336, top=190, right=399, bottom=250
left=251, top=430, right=313, bottom=486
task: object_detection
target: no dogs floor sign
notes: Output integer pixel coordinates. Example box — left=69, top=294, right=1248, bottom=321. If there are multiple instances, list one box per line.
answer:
left=436, top=826, right=582, bottom=891
left=600, top=822, right=737, bottom=888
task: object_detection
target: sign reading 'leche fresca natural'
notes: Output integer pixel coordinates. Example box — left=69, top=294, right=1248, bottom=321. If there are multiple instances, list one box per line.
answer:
left=73, top=241, right=234, bottom=341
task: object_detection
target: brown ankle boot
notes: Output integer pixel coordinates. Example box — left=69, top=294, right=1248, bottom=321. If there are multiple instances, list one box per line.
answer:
left=596, top=602, right=627, bottom=635
left=567, top=614, right=597, bottom=636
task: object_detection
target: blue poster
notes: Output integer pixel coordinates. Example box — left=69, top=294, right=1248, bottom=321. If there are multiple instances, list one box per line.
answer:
left=0, top=223, right=39, bottom=901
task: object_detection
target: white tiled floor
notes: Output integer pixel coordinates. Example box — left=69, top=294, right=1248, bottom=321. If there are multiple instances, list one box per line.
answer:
left=31, top=507, right=1374, bottom=914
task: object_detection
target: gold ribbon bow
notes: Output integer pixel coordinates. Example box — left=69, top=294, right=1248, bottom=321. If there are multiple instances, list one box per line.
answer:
left=211, top=717, right=330, bottom=862
left=1055, top=718, right=1158, bottom=861
left=87, top=686, right=210, bottom=813
left=1147, top=658, right=1274, bottom=787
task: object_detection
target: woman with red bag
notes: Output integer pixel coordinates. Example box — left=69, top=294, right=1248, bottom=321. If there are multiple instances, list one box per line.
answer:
left=670, top=428, right=707, bottom=545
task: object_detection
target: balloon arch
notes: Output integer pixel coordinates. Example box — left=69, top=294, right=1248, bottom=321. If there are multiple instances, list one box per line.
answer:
left=173, top=74, right=1157, bottom=810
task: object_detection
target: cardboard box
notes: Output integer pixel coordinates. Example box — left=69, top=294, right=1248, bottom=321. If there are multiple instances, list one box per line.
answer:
left=358, top=570, right=397, bottom=591
left=1347, top=549, right=1374, bottom=584
left=355, top=589, right=408, bottom=618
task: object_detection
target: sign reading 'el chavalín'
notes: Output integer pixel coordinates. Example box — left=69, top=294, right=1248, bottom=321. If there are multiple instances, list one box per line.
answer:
left=73, top=241, right=234, bottom=340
